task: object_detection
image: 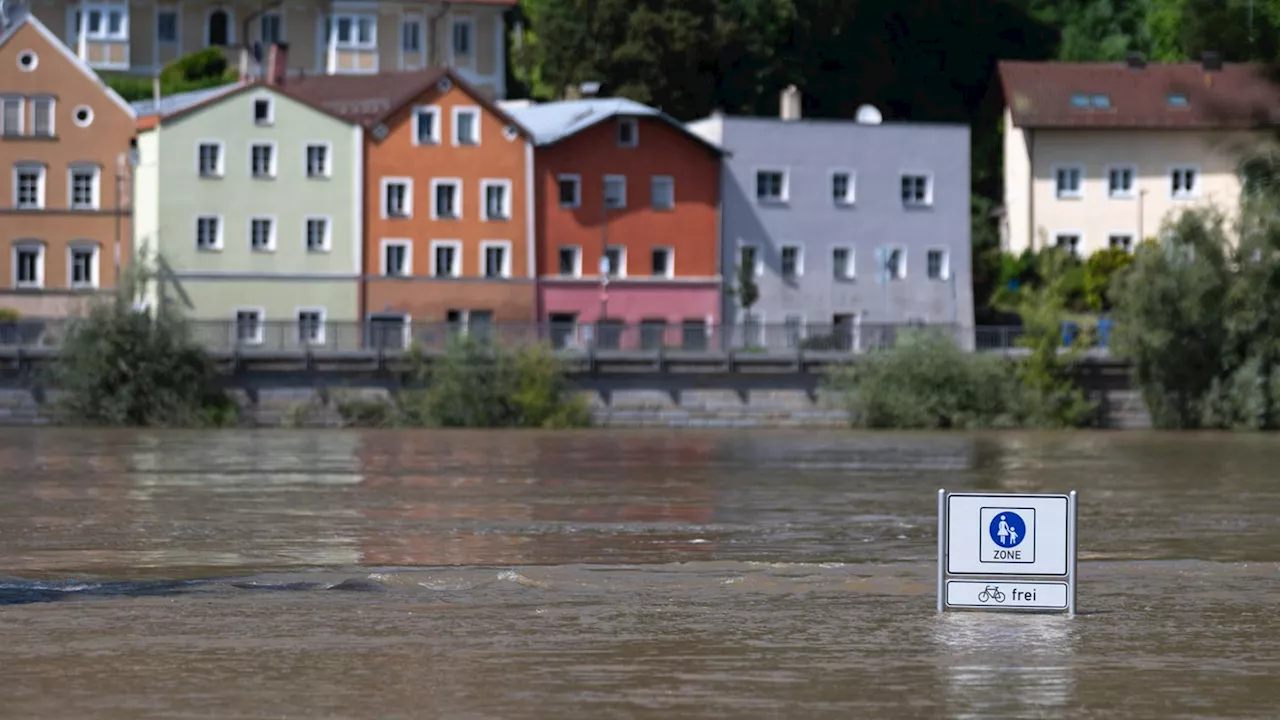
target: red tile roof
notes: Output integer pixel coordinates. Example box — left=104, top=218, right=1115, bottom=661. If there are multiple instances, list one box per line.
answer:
left=998, top=60, right=1280, bottom=129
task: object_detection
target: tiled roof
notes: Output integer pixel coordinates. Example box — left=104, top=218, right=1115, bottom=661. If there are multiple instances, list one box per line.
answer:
left=283, top=68, right=450, bottom=128
left=131, top=82, right=246, bottom=118
left=0, top=9, right=135, bottom=119
left=998, top=60, right=1280, bottom=129
left=502, top=98, right=723, bottom=154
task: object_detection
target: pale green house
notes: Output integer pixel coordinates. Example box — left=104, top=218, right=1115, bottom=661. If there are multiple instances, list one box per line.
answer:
left=134, top=82, right=362, bottom=349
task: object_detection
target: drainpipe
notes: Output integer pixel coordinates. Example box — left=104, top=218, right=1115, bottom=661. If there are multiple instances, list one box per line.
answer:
left=1026, top=128, right=1035, bottom=250
left=428, top=2, right=452, bottom=66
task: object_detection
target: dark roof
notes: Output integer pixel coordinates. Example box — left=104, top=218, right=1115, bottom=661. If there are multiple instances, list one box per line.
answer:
left=998, top=60, right=1280, bottom=129
left=143, top=81, right=355, bottom=127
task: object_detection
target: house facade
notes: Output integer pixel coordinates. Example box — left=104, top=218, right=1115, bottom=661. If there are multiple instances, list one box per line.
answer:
left=288, top=66, right=535, bottom=346
left=7, top=0, right=512, bottom=98
left=133, top=77, right=362, bottom=347
left=504, top=98, right=722, bottom=350
left=0, top=11, right=136, bottom=317
left=999, top=57, right=1272, bottom=257
left=688, top=97, right=974, bottom=348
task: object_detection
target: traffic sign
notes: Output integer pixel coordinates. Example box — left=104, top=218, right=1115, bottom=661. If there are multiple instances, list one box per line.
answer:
left=937, top=490, right=1078, bottom=614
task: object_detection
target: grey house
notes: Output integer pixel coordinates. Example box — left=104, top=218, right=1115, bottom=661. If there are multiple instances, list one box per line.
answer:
left=687, top=90, right=975, bottom=350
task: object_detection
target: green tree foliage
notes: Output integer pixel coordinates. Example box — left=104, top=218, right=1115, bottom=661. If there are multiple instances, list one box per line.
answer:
left=1083, top=247, right=1134, bottom=311
left=106, top=49, right=239, bottom=102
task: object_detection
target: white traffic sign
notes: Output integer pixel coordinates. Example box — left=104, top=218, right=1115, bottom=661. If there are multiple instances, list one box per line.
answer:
left=936, top=490, right=1078, bottom=614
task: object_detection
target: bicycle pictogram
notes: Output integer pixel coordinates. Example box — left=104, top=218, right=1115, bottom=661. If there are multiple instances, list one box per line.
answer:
left=977, top=585, right=1005, bottom=603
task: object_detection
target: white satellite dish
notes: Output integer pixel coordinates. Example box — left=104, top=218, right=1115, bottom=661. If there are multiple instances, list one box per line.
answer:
left=855, top=104, right=883, bottom=125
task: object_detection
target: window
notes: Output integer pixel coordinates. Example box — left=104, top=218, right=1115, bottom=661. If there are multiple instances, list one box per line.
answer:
left=382, top=178, right=412, bottom=218
left=12, top=243, right=43, bottom=289
left=481, top=241, right=511, bottom=278
left=884, top=247, right=906, bottom=280
left=1, top=97, right=22, bottom=135
left=832, top=247, right=854, bottom=280
left=651, top=247, right=673, bottom=278
left=781, top=246, right=802, bottom=278
left=453, top=107, right=479, bottom=146
left=1070, top=93, right=1089, bottom=109
left=1055, top=166, right=1083, bottom=199
left=250, top=217, right=276, bottom=251
left=432, top=179, right=461, bottom=219
left=481, top=180, right=511, bottom=220
left=402, top=19, right=422, bottom=52
left=617, top=118, right=638, bottom=148
left=784, top=315, right=805, bottom=348
left=253, top=97, right=273, bottom=125
left=739, top=245, right=760, bottom=277
left=451, top=18, right=472, bottom=56
left=235, top=309, right=264, bottom=345
left=1108, top=165, right=1135, bottom=198
left=651, top=176, right=674, bottom=210
left=1109, top=234, right=1134, bottom=252
left=558, top=246, right=581, bottom=276
left=69, top=165, right=99, bottom=210
left=198, top=142, right=223, bottom=177
left=297, top=309, right=325, bottom=345
left=259, top=12, right=282, bottom=45
left=756, top=170, right=787, bottom=202
left=1168, top=93, right=1188, bottom=108
left=412, top=105, right=439, bottom=145
left=77, top=5, right=129, bottom=41
left=604, top=246, right=626, bottom=277
left=926, top=249, right=949, bottom=280
left=206, top=8, right=231, bottom=46
left=305, top=143, right=330, bottom=178
left=901, top=174, right=931, bottom=206
left=196, top=215, right=222, bottom=250
left=431, top=241, right=461, bottom=278
left=69, top=244, right=98, bottom=288
left=1054, top=233, right=1082, bottom=257
left=157, top=10, right=178, bottom=44
left=16, top=50, right=37, bottom=71
left=305, top=217, right=331, bottom=252
left=1171, top=166, right=1198, bottom=198
left=250, top=143, right=275, bottom=178
left=557, top=174, right=581, bottom=208
left=381, top=240, right=411, bottom=276
left=327, top=14, right=376, bottom=50
left=31, top=97, right=53, bottom=137
left=604, top=175, right=626, bottom=209
left=14, top=164, right=45, bottom=209
left=832, top=171, right=855, bottom=205
left=73, top=105, right=94, bottom=127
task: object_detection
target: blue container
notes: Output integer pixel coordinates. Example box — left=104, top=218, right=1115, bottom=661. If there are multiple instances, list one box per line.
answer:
left=1061, top=321, right=1080, bottom=347
left=1097, top=318, right=1114, bottom=348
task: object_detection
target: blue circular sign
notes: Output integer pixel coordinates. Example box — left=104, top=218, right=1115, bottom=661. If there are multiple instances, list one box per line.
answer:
left=989, top=512, right=1026, bottom=548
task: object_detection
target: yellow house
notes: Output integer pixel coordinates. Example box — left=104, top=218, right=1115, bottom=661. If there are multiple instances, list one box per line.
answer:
left=8, top=0, right=513, bottom=98
left=999, top=55, right=1277, bottom=257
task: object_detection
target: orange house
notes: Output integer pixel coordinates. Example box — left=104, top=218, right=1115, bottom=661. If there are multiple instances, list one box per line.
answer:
left=288, top=65, right=535, bottom=345
left=504, top=98, right=723, bottom=349
left=0, top=11, right=136, bottom=318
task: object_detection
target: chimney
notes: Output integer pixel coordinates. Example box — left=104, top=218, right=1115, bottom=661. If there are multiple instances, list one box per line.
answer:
left=1125, top=52, right=1146, bottom=69
left=1202, top=51, right=1222, bottom=71
left=780, top=85, right=801, bottom=121
left=266, top=43, right=289, bottom=87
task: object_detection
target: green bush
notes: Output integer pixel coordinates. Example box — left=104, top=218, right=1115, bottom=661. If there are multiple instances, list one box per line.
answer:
left=105, top=49, right=239, bottom=102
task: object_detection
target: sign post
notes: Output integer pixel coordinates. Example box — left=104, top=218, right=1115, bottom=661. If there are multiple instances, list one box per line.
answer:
left=937, top=489, right=1078, bottom=614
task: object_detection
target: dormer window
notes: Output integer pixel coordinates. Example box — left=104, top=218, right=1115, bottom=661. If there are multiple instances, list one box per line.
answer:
left=1070, top=93, right=1111, bottom=110
left=1090, top=94, right=1110, bottom=109
left=1070, top=94, right=1089, bottom=108
left=1167, top=93, right=1188, bottom=108
left=617, top=118, right=638, bottom=148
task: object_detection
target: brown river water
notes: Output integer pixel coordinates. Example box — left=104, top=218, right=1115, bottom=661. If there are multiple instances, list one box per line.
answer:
left=0, top=428, right=1277, bottom=719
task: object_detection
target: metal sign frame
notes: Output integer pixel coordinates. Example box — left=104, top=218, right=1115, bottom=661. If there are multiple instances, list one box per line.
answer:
left=937, top=489, right=1078, bottom=614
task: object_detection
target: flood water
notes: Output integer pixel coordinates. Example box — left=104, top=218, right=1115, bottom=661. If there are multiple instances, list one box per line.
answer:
left=0, top=429, right=1277, bottom=718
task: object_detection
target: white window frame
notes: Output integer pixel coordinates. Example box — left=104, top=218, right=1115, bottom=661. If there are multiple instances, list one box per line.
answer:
left=72, top=105, right=95, bottom=128
left=831, top=169, right=856, bottom=206
left=452, top=105, right=481, bottom=146
left=79, top=3, right=130, bottom=42
left=480, top=240, right=513, bottom=279
left=755, top=168, right=789, bottom=204
left=155, top=8, right=179, bottom=45
left=12, top=242, right=45, bottom=289
left=67, top=164, right=101, bottom=210
left=1, top=96, right=24, bottom=135
left=305, top=216, right=332, bottom=252
left=252, top=95, right=275, bottom=126
left=1053, top=231, right=1083, bottom=258
left=604, top=245, right=627, bottom=278
left=431, top=178, right=463, bottom=220
left=1054, top=164, right=1084, bottom=199
left=1170, top=165, right=1200, bottom=199
left=780, top=245, right=804, bottom=279
left=16, top=50, right=38, bottom=71
left=557, top=174, right=581, bottom=209
left=13, top=163, right=46, bottom=209
left=480, top=179, right=512, bottom=221
left=234, top=307, right=265, bottom=346
left=925, top=247, right=951, bottom=281
left=1106, top=164, right=1136, bottom=199
left=259, top=11, right=284, bottom=45
left=401, top=16, right=424, bottom=55
left=617, top=117, right=638, bottom=148
left=884, top=245, right=907, bottom=281
left=411, top=105, right=440, bottom=146
left=329, top=13, right=377, bottom=51
left=304, top=141, right=332, bottom=178
left=1108, top=232, right=1135, bottom=253
left=430, top=239, right=463, bottom=278
left=67, top=242, right=100, bottom=289
left=651, top=175, right=674, bottom=211
left=196, top=214, right=224, bottom=251
left=831, top=244, right=855, bottom=280
left=381, top=177, right=413, bottom=219
left=30, top=96, right=55, bottom=137
left=380, top=238, right=412, bottom=276
left=248, top=215, right=277, bottom=252
left=249, top=141, right=278, bottom=179
left=900, top=172, right=933, bottom=208
left=196, top=140, right=225, bottom=178
left=558, top=245, right=582, bottom=277
left=296, top=307, right=327, bottom=345
left=738, top=242, right=763, bottom=277
left=450, top=17, right=473, bottom=60
left=651, top=246, right=674, bottom=279
left=604, top=174, right=627, bottom=210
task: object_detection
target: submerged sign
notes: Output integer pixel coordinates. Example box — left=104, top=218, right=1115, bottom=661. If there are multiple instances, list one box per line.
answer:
left=937, top=490, right=1078, bottom=614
